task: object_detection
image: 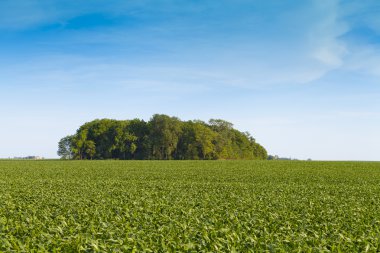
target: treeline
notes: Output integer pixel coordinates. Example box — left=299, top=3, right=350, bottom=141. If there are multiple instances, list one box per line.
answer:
left=58, top=114, right=267, bottom=160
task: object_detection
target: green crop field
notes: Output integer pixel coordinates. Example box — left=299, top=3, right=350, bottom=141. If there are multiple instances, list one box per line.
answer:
left=1, top=160, right=380, bottom=252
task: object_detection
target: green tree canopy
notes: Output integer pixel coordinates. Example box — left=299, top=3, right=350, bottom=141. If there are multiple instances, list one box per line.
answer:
left=57, top=135, right=74, bottom=159
left=58, top=115, right=267, bottom=160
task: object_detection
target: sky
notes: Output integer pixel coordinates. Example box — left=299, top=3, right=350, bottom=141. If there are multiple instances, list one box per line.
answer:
left=1, top=0, right=380, bottom=160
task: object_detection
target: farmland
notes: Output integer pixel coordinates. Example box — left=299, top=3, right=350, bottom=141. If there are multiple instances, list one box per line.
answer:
left=1, top=160, right=380, bottom=252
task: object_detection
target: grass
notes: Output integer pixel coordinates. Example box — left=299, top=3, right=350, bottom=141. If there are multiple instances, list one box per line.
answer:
left=0, top=160, right=380, bottom=252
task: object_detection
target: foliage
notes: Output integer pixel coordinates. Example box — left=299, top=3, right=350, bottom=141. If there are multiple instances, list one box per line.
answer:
left=57, top=135, right=74, bottom=159
left=1, top=160, right=380, bottom=252
left=58, top=114, right=267, bottom=160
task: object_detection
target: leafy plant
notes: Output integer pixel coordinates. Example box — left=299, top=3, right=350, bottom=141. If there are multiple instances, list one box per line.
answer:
left=0, top=160, right=380, bottom=252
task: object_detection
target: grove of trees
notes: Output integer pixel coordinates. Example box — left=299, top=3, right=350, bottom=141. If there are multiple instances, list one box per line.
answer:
left=58, top=114, right=268, bottom=160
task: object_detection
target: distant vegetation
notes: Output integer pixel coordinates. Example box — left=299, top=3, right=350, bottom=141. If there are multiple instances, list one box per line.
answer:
left=58, top=114, right=267, bottom=160
left=267, top=155, right=305, bottom=161
left=11, top=156, right=44, bottom=160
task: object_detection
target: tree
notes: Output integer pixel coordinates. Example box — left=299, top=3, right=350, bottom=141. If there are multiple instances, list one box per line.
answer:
left=85, top=140, right=96, bottom=160
left=209, top=119, right=234, bottom=159
left=58, top=115, right=268, bottom=160
left=57, top=135, right=74, bottom=159
left=148, top=114, right=182, bottom=159
left=176, top=121, right=198, bottom=160
left=72, top=129, right=88, bottom=160
left=128, top=119, right=150, bottom=159
left=193, top=122, right=216, bottom=159
left=116, top=127, right=138, bottom=159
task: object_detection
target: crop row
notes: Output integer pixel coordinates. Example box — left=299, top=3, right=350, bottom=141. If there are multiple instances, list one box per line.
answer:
left=0, top=160, right=380, bottom=252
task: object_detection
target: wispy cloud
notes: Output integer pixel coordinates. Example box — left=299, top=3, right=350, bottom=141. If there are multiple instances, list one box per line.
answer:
left=1, top=0, right=380, bottom=159
left=309, top=0, right=347, bottom=67
left=0, top=0, right=351, bottom=87
left=329, top=0, right=380, bottom=77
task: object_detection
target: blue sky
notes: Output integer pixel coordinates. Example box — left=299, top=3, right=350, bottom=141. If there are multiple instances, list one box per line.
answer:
left=1, top=0, right=380, bottom=160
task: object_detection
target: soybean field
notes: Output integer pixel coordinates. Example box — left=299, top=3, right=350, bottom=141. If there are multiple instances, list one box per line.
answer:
left=1, top=160, right=380, bottom=252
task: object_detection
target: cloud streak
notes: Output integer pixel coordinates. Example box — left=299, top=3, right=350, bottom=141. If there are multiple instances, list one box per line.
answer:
left=1, top=0, right=380, bottom=159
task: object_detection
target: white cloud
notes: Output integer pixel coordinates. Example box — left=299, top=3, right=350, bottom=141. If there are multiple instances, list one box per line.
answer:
left=2, top=0, right=379, bottom=89
left=308, top=0, right=348, bottom=69
left=323, top=0, right=380, bottom=78
left=312, top=46, right=346, bottom=67
left=342, top=46, right=380, bottom=76
left=211, top=0, right=350, bottom=86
